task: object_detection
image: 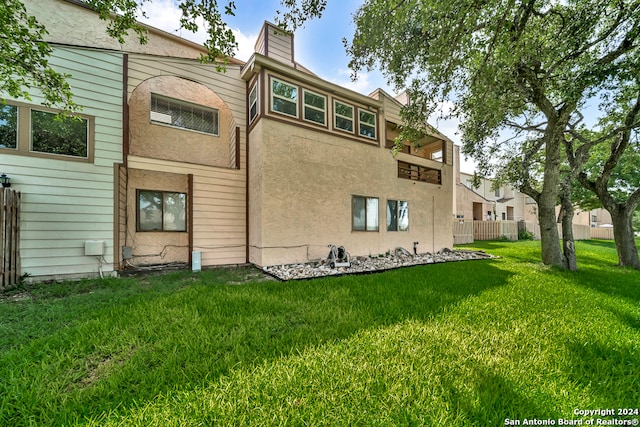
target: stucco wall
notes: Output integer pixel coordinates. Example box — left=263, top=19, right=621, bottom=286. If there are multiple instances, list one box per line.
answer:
left=125, top=169, right=189, bottom=265
left=249, top=119, right=454, bottom=266
left=129, top=76, right=232, bottom=168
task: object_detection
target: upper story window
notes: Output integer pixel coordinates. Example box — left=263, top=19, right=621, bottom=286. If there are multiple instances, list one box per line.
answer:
left=271, top=78, right=298, bottom=117
left=0, top=101, right=93, bottom=161
left=150, top=94, right=219, bottom=136
left=0, top=104, right=18, bottom=149
left=32, top=110, right=89, bottom=157
left=334, top=100, right=354, bottom=132
left=359, top=109, right=376, bottom=139
left=249, top=83, right=259, bottom=123
left=303, top=89, right=326, bottom=125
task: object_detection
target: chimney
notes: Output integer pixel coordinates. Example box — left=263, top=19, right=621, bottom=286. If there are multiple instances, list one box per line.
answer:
left=254, top=22, right=295, bottom=67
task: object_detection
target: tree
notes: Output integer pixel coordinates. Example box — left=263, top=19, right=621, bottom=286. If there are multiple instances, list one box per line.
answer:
left=345, top=0, right=640, bottom=269
left=0, top=0, right=78, bottom=111
left=566, top=84, right=640, bottom=269
left=1, top=0, right=326, bottom=110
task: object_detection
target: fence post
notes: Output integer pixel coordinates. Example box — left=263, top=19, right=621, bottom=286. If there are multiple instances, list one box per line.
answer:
left=1, top=189, right=21, bottom=290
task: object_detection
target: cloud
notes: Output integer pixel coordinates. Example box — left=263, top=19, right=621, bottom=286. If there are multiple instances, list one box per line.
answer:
left=138, top=0, right=256, bottom=61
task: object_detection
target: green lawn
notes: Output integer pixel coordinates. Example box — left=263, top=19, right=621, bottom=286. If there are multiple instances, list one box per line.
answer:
left=1, top=240, right=639, bottom=426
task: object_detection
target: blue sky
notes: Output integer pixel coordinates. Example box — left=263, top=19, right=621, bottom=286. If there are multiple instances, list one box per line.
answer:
left=140, top=0, right=473, bottom=171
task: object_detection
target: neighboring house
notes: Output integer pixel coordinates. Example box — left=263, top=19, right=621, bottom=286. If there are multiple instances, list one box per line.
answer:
left=1, top=1, right=457, bottom=281
left=457, top=168, right=533, bottom=222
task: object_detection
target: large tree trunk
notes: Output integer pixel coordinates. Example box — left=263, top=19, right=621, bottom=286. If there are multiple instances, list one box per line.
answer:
left=537, top=133, right=565, bottom=268
left=559, top=189, right=577, bottom=271
left=610, top=206, right=640, bottom=269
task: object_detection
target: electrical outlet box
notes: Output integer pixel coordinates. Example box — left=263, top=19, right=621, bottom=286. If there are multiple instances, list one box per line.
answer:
left=122, top=246, right=132, bottom=260
left=85, top=240, right=105, bottom=256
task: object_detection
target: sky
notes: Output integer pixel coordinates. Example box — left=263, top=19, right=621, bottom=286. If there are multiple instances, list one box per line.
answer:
left=138, top=0, right=475, bottom=172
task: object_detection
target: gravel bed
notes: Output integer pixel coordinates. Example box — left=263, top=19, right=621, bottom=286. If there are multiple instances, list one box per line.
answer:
left=263, top=248, right=496, bottom=281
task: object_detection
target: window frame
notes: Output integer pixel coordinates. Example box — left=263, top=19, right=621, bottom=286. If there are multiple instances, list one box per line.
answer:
left=249, top=83, right=259, bottom=123
left=352, top=195, right=379, bottom=232
left=387, top=200, right=409, bottom=232
left=137, top=189, right=188, bottom=232
left=0, top=100, right=94, bottom=162
left=302, top=88, right=327, bottom=126
left=270, top=77, right=299, bottom=118
left=334, top=100, right=354, bottom=133
left=358, top=108, right=377, bottom=139
left=150, top=93, right=219, bottom=136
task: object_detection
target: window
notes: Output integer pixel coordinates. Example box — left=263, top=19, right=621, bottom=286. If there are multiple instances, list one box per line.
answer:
left=398, top=161, right=442, bottom=184
left=0, top=104, right=17, bottom=149
left=271, top=78, right=298, bottom=117
left=359, top=109, right=376, bottom=139
left=303, top=89, right=326, bottom=125
left=138, top=190, right=187, bottom=232
left=150, top=94, right=219, bottom=135
left=31, top=110, right=88, bottom=157
left=0, top=101, right=93, bottom=161
left=249, top=84, right=259, bottom=123
left=353, top=196, right=379, bottom=231
left=495, top=187, right=501, bottom=197
left=334, top=100, right=354, bottom=132
left=387, top=200, right=409, bottom=231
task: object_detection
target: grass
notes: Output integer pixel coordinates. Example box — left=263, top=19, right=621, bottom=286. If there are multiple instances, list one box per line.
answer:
left=0, top=240, right=639, bottom=426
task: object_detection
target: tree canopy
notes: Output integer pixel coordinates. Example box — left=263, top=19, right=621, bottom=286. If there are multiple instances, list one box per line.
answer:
left=345, top=0, right=640, bottom=268
left=0, top=0, right=326, bottom=110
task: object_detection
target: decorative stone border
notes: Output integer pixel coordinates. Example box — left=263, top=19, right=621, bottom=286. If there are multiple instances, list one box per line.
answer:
left=263, top=248, right=497, bottom=281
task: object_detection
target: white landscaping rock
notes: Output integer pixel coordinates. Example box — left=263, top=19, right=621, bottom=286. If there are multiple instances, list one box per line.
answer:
left=262, top=248, right=496, bottom=281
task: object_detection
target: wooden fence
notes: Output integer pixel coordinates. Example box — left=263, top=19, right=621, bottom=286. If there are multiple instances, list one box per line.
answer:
left=590, top=227, right=615, bottom=240
left=1, top=189, right=21, bottom=290
left=473, top=220, right=518, bottom=241
left=453, top=219, right=474, bottom=244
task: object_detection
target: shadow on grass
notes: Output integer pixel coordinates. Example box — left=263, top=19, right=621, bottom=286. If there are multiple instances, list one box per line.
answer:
left=0, top=260, right=512, bottom=426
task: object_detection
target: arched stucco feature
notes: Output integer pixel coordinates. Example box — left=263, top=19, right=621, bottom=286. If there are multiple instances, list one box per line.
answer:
left=129, top=76, right=236, bottom=168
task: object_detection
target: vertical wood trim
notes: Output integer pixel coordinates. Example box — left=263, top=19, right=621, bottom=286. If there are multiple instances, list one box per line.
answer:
left=113, top=162, right=120, bottom=270
left=188, top=173, right=194, bottom=267
left=123, top=54, right=130, bottom=168
left=235, top=126, right=241, bottom=170
left=246, top=79, right=251, bottom=263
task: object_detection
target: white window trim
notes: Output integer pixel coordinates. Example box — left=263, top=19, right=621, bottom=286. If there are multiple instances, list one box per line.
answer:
left=249, top=83, right=259, bottom=123
left=358, top=108, right=377, bottom=140
left=271, top=77, right=299, bottom=118
left=302, top=88, right=327, bottom=126
left=334, top=100, right=354, bottom=133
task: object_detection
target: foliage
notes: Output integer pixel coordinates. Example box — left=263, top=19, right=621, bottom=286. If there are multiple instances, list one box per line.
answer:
left=0, top=0, right=78, bottom=111
left=345, top=0, right=640, bottom=269
left=518, top=229, right=535, bottom=241
left=1, top=241, right=639, bottom=426
left=1, top=0, right=326, bottom=110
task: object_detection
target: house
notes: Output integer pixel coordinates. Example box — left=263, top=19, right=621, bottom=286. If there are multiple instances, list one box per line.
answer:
left=457, top=168, right=534, bottom=222
left=242, top=23, right=455, bottom=265
left=0, top=0, right=456, bottom=282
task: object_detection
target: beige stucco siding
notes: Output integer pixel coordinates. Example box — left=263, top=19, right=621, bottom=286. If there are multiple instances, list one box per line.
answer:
left=249, top=119, right=454, bottom=266
left=122, top=54, right=247, bottom=267
left=24, top=0, right=224, bottom=61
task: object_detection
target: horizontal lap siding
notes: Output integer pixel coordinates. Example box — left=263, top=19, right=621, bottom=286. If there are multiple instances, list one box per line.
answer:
left=1, top=47, right=123, bottom=280
left=126, top=55, right=247, bottom=266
